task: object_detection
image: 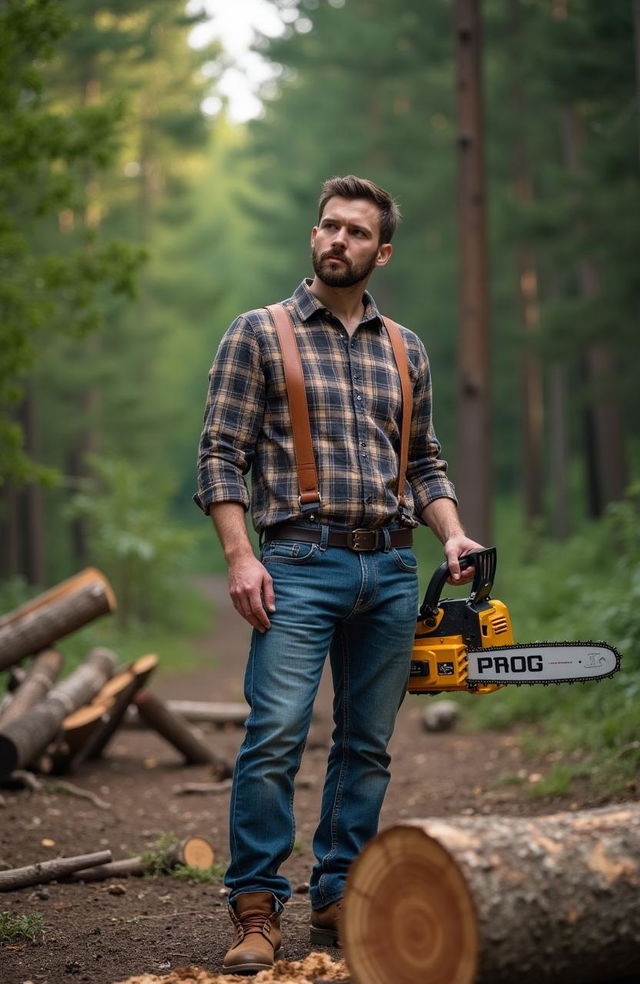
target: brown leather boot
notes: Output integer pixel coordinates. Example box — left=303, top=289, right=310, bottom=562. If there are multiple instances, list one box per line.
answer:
left=310, top=898, right=343, bottom=947
left=222, top=891, right=283, bottom=975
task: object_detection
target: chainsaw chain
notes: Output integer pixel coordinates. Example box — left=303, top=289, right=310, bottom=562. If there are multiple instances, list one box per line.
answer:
left=466, top=639, right=622, bottom=686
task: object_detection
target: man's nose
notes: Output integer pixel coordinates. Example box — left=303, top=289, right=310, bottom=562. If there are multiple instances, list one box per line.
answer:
left=331, top=227, right=347, bottom=248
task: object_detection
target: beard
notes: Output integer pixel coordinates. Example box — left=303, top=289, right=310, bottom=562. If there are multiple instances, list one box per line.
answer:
left=311, top=243, right=378, bottom=288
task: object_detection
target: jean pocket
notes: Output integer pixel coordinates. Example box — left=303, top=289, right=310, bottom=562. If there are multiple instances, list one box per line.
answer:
left=390, top=547, right=418, bottom=573
left=262, top=540, right=319, bottom=565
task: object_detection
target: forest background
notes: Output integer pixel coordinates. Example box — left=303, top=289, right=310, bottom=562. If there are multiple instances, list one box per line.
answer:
left=1, top=0, right=639, bottom=796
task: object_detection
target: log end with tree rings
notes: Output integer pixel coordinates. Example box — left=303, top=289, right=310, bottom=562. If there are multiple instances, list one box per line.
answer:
left=171, top=835, right=215, bottom=870
left=343, top=824, right=478, bottom=984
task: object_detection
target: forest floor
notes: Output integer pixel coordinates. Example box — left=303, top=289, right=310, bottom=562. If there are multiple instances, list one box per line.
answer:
left=1, top=577, right=637, bottom=984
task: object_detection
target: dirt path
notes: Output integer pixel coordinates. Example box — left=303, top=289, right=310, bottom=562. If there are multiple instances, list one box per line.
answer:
left=0, top=577, right=628, bottom=983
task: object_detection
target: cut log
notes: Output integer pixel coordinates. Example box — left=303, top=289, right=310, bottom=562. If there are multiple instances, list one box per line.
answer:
left=0, top=649, right=63, bottom=728
left=70, top=835, right=215, bottom=882
left=133, top=690, right=232, bottom=775
left=342, top=803, right=640, bottom=984
left=164, top=699, right=249, bottom=727
left=77, top=653, right=159, bottom=763
left=38, top=704, right=111, bottom=775
left=0, top=850, right=112, bottom=891
left=166, top=835, right=215, bottom=870
left=0, top=568, right=116, bottom=671
left=0, top=647, right=117, bottom=779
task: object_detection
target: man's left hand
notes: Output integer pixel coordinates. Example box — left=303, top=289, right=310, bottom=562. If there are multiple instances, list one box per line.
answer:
left=443, top=535, right=485, bottom=585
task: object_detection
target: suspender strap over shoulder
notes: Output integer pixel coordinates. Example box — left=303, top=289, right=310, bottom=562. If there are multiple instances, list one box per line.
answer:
left=266, top=303, right=321, bottom=516
left=381, top=316, right=412, bottom=511
left=266, top=303, right=413, bottom=520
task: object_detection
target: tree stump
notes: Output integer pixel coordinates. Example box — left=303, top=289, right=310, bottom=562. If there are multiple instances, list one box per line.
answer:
left=342, top=803, right=640, bottom=984
left=0, top=568, right=116, bottom=671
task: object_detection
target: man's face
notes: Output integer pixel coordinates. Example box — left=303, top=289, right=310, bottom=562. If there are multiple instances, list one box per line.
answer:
left=311, top=196, right=392, bottom=288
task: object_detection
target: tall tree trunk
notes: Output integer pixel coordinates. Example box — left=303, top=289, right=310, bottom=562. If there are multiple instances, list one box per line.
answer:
left=21, top=390, right=46, bottom=586
left=560, top=106, right=628, bottom=516
left=453, top=0, right=491, bottom=544
left=548, top=363, right=571, bottom=538
left=1, top=483, right=21, bottom=579
left=509, top=0, right=544, bottom=526
left=633, top=0, right=640, bottom=164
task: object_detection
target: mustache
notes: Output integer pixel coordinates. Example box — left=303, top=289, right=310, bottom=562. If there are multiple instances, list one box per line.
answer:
left=321, top=249, right=349, bottom=263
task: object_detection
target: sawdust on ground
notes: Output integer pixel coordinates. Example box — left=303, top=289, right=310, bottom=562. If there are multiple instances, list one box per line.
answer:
left=115, top=951, right=348, bottom=984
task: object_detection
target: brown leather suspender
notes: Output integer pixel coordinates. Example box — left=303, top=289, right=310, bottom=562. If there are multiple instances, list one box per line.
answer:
left=266, top=303, right=413, bottom=520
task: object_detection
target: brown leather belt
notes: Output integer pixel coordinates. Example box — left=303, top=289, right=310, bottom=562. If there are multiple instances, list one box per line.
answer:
left=264, top=524, right=413, bottom=552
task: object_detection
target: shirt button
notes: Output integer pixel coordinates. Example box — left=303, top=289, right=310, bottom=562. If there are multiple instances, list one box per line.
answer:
left=366, top=495, right=373, bottom=504
left=360, top=441, right=366, bottom=448
left=356, top=394, right=362, bottom=401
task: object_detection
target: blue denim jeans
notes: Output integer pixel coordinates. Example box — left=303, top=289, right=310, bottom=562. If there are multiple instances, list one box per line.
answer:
left=224, top=526, right=419, bottom=911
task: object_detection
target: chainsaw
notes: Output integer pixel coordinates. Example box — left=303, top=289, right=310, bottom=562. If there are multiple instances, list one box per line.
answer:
left=408, top=547, right=621, bottom=695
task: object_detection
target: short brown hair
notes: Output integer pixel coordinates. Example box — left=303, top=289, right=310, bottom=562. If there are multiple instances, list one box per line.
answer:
left=318, top=175, right=401, bottom=244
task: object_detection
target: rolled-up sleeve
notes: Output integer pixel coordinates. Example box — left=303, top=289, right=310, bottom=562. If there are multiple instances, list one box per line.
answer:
left=193, top=317, right=265, bottom=515
left=407, top=338, right=457, bottom=517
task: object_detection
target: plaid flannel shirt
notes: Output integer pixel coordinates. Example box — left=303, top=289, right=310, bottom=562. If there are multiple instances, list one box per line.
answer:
left=194, top=280, right=456, bottom=532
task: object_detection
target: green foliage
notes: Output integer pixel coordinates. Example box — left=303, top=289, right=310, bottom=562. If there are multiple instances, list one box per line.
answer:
left=0, top=0, right=145, bottom=483
left=0, top=910, right=45, bottom=944
left=139, top=833, right=180, bottom=877
left=139, top=834, right=225, bottom=881
left=65, top=455, right=198, bottom=629
left=171, top=862, right=226, bottom=883
left=461, top=488, right=640, bottom=795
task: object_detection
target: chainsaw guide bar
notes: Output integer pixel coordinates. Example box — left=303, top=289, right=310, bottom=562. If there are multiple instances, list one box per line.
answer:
left=466, top=641, right=622, bottom=686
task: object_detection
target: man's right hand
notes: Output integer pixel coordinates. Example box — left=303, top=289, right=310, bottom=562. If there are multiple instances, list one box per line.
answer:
left=227, top=553, right=275, bottom=633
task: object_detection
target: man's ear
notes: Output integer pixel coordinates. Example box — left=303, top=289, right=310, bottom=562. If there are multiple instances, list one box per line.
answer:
left=375, top=243, right=393, bottom=268
left=311, top=226, right=318, bottom=247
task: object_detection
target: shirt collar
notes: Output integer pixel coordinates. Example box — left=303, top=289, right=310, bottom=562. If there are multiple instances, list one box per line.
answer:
left=291, top=279, right=383, bottom=329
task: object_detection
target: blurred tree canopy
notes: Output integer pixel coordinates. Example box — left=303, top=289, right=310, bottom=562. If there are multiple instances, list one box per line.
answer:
left=1, top=0, right=638, bottom=596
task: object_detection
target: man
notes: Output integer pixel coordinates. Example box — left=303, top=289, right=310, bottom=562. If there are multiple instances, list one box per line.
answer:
left=194, top=175, right=482, bottom=975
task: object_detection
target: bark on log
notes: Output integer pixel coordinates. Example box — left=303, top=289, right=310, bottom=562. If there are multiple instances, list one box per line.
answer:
left=342, top=804, right=640, bottom=984
left=0, top=850, right=112, bottom=891
left=0, top=649, right=63, bottom=728
left=0, top=568, right=116, bottom=671
left=78, top=653, right=159, bottom=763
left=0, top=648, right=117, bottom=779
left=133, top=690, right=231, bottom=774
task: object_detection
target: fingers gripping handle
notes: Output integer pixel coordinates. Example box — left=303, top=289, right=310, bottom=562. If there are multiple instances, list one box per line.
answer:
left=419, top=547, right=497, bottom=622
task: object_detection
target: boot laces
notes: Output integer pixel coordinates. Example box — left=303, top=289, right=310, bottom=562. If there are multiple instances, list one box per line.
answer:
left=238, top=910, right=272, bottom=937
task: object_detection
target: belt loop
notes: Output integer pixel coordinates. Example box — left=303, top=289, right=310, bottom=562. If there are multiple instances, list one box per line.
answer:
left=319, top=524, right=329, bottom=551
left=382, top=527, right=391, bottom=552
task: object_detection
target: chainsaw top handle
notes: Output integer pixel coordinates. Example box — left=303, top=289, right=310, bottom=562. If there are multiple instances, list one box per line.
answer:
left=419, top=546, right=497, bottom=623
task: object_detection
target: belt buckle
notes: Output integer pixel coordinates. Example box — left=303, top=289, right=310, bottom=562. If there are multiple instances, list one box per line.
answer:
left=347, top=528, right=377, bottom=552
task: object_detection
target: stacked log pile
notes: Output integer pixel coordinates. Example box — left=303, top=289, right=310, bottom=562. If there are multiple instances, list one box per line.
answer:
left=0, top=568, right=235, bottom=783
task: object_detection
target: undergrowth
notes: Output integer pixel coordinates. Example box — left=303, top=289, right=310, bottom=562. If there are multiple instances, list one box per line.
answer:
left=0, top=911, right=45, bottom=944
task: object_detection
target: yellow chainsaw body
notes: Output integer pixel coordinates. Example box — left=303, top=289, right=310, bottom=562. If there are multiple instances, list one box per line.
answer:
left=408, top=597, right=514, bottom=695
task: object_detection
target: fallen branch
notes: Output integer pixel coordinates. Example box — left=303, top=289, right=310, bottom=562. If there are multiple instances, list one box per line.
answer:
left=173, top=779, right=233, bottom=796
left=0, top=850, right=112, bottom=891
left=44, top=779, right=111, bottom=810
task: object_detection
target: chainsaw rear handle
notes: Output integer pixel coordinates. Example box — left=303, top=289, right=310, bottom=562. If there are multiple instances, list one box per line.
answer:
left=419, top=546, right=497, bottom=623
